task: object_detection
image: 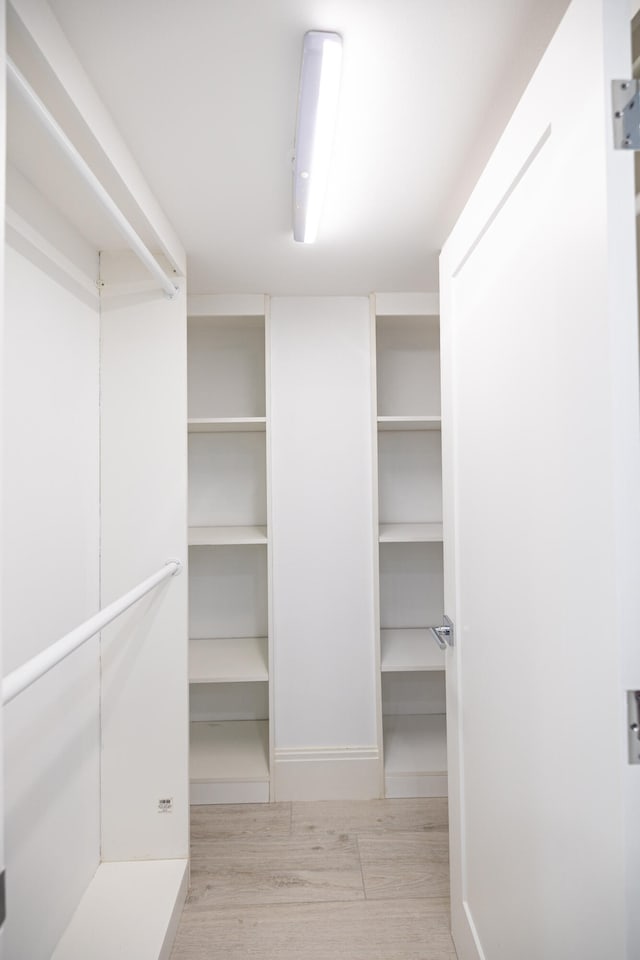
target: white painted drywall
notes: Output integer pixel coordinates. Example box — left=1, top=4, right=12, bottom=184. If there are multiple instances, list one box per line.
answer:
left=2, top=233, right=100, bottom=959
left=269, top=297, right=377, bottom=757
left=99, top=251, right=188, bottom=861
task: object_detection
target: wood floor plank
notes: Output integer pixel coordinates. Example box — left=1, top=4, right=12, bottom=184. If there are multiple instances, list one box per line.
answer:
left=359, top=833, right=450, bottom=900
left=291, top=797, right=449, bottom=837
left=190, top=802, right=291, bottom=847
left=188, top=834, right=364, bottom=906
left=170, top=898, right=457, bottom=960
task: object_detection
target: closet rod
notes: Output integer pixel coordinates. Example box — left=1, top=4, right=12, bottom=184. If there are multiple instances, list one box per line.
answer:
left=6, top=56, right=180, bottom=300
left=2, top=559, right=183, bottom=706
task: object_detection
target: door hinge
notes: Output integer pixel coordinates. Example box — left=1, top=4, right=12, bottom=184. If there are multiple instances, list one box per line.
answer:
left=0, top=869, right=5, bottom=928
left=628, top=691, right=640, bottom=764
left=612, top=80, right=640, bottom=149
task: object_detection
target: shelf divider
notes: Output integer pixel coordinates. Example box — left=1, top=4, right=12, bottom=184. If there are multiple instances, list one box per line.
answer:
left=188, top=525, right=268, bottom=546
left=379, top=522, right=443, bottom=543
left=377, top=416, right=441, bottom=431
left=188, top=417, right=267, bottom=433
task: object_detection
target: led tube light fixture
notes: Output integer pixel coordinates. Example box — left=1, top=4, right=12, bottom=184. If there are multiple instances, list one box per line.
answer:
left=293, top=30, right=343, bottom=243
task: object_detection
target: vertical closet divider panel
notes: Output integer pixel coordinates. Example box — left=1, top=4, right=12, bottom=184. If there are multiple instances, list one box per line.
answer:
left=269, top=296, right=379, bottom=801
left=187, top=298, right=272, bottom=804
left=373, top=295, right=448, bottom=798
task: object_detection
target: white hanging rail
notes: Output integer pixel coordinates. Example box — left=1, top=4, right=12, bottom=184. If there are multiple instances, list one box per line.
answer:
left=2, top=559, right=183, bottom=706
left=6, top=56, right=180, bottom=300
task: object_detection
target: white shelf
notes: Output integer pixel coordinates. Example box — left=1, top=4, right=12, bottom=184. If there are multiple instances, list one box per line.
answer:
left=377, top=416, right=441, bottom=431
left=52, top=859, right=188, bottom=960
left=188, top=417, right=266, bottom=433
left=189, top=637, right=268, bottom=683
left=190, top=719, right=269, bottom=782
left=379, top=522, right=443, bottom=543
left=383, top=713, right=447, bottom=776
left=381, top=628, right=445, bottom=672
left=189, top=525, right=268, bottom=546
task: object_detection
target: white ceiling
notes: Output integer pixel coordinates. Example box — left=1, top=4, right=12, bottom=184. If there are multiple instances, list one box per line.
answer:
left=41, top=0, right=570, bottom=296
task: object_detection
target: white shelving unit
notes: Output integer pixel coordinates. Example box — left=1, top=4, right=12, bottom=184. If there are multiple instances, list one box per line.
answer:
left=187, top=308, right=272, bottom=804
left=374, top=303, right=447, bottom=798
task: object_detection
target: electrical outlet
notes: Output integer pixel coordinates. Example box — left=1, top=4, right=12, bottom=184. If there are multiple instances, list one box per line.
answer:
left=158, top=797, right=173, bottom=813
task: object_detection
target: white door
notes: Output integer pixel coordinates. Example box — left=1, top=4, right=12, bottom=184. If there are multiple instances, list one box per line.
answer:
left=440, top=0, right=640, bottom=958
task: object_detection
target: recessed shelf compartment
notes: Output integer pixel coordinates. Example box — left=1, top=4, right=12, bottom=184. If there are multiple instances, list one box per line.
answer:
left=190, top=720, right=269, bottom=804
left=378, top=428, right=442, bottom=525
left=376, top=315, right=441, bottom=418
left=188, top=525, right=268, bottom=545
left=377, top=416, right=441, bottom=431
left=189, top=544, right=267, bottom=640
left=379, top=522, right=443, bottom=542
left=188, top=417, right=267, bottom=433
left=381, top=628, right=445, bottom=672
left=189, top=430, right=267, bottom=528
left=379, top=541, right=444, bottom=629
left=188, top=315, right=265, bottom=419
left=383, top=713, right=447, bottom=798
left=189, top=637, right=269, bottom=683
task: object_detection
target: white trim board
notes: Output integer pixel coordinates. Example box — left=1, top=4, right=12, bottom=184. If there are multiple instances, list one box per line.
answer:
left=51, top=859, right=188, bottom=960
left=374, top=292, right=440, bottom=316
left=187, top=294, right=266, bottom=316
left=273, top=746, right=381, bottom=801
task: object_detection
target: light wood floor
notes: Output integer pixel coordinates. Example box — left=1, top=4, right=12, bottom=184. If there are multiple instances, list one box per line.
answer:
left=170, top=798, right=457, bottom=960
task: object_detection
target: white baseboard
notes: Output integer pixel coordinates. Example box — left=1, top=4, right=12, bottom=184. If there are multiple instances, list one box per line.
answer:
left=190, top=780, right=269, bottom=805
left=274, top=746, right=381, bottom=801
left=385, top=773, right=448, bottom=798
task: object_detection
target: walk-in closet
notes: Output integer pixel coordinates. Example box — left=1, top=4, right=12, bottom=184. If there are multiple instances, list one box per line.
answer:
left=3, top=2, right=640, bottom=960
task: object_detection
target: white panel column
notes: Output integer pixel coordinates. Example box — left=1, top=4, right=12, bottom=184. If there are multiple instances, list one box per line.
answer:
left=3, top=241, right=100, bottom=958
left=269, top=296, right=379, bottom=800
left=100, top=252, right=188, bottom=860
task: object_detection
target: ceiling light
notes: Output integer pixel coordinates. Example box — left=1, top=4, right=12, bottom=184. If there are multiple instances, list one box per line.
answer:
left=293, top=30, right=343, bottom=244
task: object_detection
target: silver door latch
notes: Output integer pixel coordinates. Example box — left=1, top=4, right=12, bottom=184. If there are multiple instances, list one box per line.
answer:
left=430, top=615, right=454, bottom=650
left=628, top=691, right=640, bottom=764
left=612, top=80, right=640, bottom=149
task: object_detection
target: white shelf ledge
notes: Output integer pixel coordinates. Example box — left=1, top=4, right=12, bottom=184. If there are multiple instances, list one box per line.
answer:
left=188, top=417, right=266, bottom=433
left=381, top=628, right=446, bottom=672
left=190, top=719, right=269, bottom=782
left=52, top=859, right=188, bottom=960
left=189, top=637, right=268, bottom=683
left=379, top=522, right=443, bottom=543
left=188, top=525, right=268, bottom=546
left=383, top=713, right=447, bottom=791
left=377, top=416, right=441, bottom=431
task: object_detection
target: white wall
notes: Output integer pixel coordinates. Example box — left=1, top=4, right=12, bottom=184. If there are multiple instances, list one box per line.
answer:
left=2, top=233, right=100, bottom=958
left=100, top=252, right=188, bottom=861
left=269, top=297, right=379, bottom=800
